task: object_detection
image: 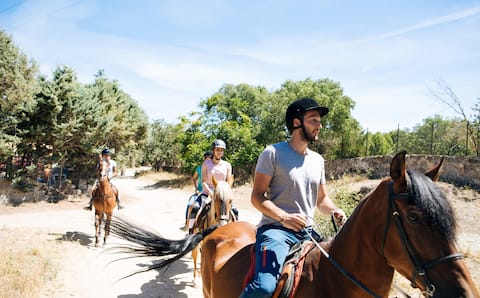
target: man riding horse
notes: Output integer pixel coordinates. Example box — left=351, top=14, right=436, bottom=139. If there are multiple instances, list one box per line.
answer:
left=84, top=148, right=124, bottom=210
left=240, top=98, right=346, bottom=297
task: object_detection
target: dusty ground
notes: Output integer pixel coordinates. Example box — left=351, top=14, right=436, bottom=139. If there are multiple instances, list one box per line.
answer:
left=0, top=170, right=478, bottom=298
left=0, top=170, right=261, bottom=298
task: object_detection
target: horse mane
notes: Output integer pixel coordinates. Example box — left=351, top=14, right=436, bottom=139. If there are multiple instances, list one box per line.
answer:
left=208, top=180, right=232, bottom=225
left=407, top=169, right=456, bottom=240
left=215, top=181, right=232, bottom=201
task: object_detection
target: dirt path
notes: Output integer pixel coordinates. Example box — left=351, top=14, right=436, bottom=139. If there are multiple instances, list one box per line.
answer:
left=0, top=173, right=260, bottom=298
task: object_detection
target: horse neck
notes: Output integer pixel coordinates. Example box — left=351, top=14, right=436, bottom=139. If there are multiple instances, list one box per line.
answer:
left=315, top=181, right=395, bottom=296
left=97, top=177, right=113, bottom=196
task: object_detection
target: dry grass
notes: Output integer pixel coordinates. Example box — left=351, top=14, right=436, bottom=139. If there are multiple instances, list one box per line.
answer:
left=0, top=228, right=60, bottom=298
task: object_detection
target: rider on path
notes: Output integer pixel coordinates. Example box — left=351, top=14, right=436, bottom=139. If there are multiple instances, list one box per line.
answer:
left=83, top=148, right=124, bottom=211
left=187, top=139, right=238, bottom=234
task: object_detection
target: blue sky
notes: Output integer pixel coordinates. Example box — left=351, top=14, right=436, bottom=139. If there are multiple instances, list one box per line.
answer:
left=1, top=0, right=479, bottom=133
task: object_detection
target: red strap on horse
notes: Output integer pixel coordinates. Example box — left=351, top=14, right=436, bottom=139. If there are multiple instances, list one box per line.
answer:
left=241, top=245, right=256, bottom=290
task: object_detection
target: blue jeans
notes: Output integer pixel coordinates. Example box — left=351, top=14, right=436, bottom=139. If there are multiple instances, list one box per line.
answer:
left=239, top=225, right=315, bottom=298
left=185, top=194, right=198, bottom=219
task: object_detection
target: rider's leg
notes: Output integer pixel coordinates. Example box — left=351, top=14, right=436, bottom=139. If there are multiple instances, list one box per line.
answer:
left=232, top=204, right=239, bottom=219
left=183, top=204, right=193, bottom=231
left=112, top=184, right=124, bottom=210
left=83, top=186, right=97, bottom=210
left=239, top=226, right=300, bottom=298
left=188, top=195, right=204, bottom=234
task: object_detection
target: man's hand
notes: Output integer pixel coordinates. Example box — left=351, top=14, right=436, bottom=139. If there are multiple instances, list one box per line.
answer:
left=332, top=208, right=347, bottom=227
left=279, top=213, right=308, bottom=232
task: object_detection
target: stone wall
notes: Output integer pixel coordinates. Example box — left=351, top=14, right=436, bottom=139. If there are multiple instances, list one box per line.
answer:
left=325, top=155, right=480, bottom=188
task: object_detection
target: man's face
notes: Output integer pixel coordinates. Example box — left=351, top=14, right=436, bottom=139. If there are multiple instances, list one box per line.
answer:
left=300, top=110, right=322, bottom=142
left=102, top=154, right=111, bottom=160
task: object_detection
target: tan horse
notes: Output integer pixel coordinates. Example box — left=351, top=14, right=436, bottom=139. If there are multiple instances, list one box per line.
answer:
left=191, top=178, right=235, bottom=281
left=93, top=156, right=116, bottom=247
left=109, top=151, right=479, bottom=297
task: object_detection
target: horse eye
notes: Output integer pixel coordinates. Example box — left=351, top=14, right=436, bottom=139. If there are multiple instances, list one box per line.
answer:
left=407, top=212, right=420, bottom=223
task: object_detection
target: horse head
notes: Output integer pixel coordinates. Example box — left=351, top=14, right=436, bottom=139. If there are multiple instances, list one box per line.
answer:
left=205, top=176, right=233, bottom=226
left=96, top=155, right=109, bottom=182
left=381, top=151, right=476, bottom=297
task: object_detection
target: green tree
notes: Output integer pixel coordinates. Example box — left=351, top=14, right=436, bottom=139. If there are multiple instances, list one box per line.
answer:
left=366, top=132, right=393, bottom=156
left=86, top=71, right=148, bottom=168
left=176, top=113, right=211, bottom=173
left=144, top=119, right=181, bottom=171
left=472, top=98, right=480, bottom=156
left=0, top=30, right=38, bottom=176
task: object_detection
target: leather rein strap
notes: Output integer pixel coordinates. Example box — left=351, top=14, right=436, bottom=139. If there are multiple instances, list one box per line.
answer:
left=382, top=179, right=464, bottom=297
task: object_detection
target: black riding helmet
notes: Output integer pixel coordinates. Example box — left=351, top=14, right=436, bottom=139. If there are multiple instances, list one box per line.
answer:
left=285, top=98, right=329, bottom=134
left=101, top=148, right=111, bottom=155
left=204, top=151, right=213, bottom=158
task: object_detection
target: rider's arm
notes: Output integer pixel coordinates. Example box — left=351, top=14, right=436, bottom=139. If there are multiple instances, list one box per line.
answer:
left=191, top=167, right=199, bottom=192
left=250, top=172, right=307, bottom=232
left=226, top=163, right=234, bottom=187
left=316, top=184, right=346, bottom=222
left=201, top=161, right=208, bottom=190
left=112, top=164, right=118, bottom=178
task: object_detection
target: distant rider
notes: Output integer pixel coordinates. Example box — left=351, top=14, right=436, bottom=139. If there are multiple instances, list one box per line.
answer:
left=83, top=148, right=124, bottom=210
left=182, top=151, right=213, bottom=230
left=187, top=139, right=238, bottom=234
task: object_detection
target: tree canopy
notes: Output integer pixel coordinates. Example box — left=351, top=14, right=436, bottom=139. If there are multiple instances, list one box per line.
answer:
left=2, top=28, right=478, bottom=191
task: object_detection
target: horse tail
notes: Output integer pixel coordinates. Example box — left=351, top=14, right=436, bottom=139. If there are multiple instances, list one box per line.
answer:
left=108, top=216, right=218, bottom=278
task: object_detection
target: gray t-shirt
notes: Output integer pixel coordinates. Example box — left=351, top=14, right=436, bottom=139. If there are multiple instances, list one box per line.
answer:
left=256, top=141, right=326, bottom=227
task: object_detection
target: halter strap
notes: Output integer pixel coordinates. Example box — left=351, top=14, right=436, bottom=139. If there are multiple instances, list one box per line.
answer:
left=384, top=180, right=464, bottom=296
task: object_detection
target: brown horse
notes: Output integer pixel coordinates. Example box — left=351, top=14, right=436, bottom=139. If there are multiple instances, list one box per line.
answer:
left=191, top=178, right=235, bottom=281
left=93, top=156, right=116, bottom=247
left=109, top=152, right=479, bottom=297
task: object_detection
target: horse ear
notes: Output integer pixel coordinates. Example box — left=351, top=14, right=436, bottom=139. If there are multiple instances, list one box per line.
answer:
left=212, top=176, right=218, bottom=188
left=390, top=151, right=407, bottom=187
left=424, top=157, right=444, bottom=182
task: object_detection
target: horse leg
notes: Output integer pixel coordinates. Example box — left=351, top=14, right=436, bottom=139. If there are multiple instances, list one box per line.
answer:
left=192, top=246, right=199, bottom=285
left=94, top=212, right=101, bottom=247
left=104, top=213, right=112, bottom=245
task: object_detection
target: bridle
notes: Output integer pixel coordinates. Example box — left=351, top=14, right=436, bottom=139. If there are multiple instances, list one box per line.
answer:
left=97, top=159, right=109, bottom=181
left=381, top=176, right=464, bottom=297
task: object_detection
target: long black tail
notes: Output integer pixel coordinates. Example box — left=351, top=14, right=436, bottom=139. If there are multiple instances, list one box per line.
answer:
left=108, top=216, right=219, bottom=278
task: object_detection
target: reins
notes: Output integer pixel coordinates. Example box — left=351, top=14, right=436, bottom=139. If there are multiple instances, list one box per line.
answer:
left=297, top=202, right=382, bottom=298
left=302, top=227, right=382, bottom=298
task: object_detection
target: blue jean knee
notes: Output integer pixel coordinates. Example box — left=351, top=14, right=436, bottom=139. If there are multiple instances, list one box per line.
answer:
left=239, top=225, right=304, bottom=298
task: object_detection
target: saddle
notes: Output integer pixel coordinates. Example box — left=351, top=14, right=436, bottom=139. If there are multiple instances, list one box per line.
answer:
left=242, top=240, right=316, bottom=298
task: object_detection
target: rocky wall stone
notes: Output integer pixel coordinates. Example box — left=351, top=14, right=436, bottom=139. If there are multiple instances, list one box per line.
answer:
left=325, top=155, right=480, bottom=189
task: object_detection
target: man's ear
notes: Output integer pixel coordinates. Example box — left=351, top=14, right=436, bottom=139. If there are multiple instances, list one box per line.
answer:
left=292, top=117, right=302, bottom=129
